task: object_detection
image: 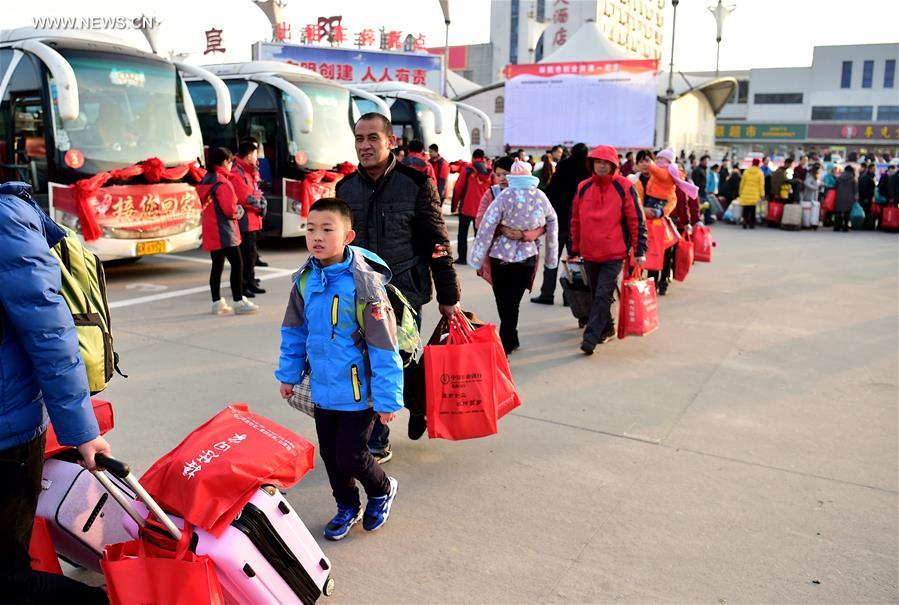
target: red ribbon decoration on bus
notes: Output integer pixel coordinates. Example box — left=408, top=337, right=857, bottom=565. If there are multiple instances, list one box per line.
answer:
left=71, top=158, right=206, bottom=241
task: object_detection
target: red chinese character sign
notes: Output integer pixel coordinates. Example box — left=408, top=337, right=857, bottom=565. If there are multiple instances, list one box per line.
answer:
left=503, top=60, right=659, bottom=149
left=204, top=28, right=226, bottom=55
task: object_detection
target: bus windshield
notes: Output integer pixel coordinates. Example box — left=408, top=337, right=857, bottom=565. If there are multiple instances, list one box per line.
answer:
left=282, top=82, right=356, bottom=170
left=50, top=50, right=203, bottom=170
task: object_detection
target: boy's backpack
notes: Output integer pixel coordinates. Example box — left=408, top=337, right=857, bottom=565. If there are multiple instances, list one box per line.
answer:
left=297, top=271, right=422, bottom=368
left=0, top=204, right=123, bottom=395
left=50, top=226, right=124, bottom=394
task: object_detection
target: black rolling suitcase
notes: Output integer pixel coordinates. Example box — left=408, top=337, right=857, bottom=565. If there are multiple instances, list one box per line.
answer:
left=559, top=260, right=593, bottom=327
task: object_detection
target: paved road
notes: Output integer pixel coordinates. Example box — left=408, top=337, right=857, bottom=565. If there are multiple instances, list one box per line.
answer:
left=71, top=221, right=897, bottom=603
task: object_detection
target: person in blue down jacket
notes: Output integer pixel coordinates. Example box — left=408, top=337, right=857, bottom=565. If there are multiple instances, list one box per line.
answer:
left=276, top=198, right=403, bottom=541
left=0, top=181, right=111, bottom=604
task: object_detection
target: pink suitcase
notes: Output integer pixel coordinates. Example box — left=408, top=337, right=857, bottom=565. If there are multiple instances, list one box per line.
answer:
left=34, top=455, right=135, bottom=572
left=93, top=455, right=335, bottom=605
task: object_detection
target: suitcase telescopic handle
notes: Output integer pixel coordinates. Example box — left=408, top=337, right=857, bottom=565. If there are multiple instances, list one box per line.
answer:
left=90, top=454, right=183, bottom=541
left=95, top=453, right=129, bottom=478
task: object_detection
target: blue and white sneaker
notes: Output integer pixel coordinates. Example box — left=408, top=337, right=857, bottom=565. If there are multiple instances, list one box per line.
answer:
left=323, top=505, right=362, bottom=541
left=363, top=477, right=398, bottom=532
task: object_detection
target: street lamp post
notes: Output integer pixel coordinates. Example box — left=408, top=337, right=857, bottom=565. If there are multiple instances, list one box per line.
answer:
left=439, top=0, right=450, bottom=96
left=708, top=0, right=736, bottom=77
left=662, top=0, right=679, bottom=147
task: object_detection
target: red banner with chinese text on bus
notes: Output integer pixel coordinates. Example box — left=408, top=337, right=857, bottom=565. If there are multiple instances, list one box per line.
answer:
left=51, top=182, right=202, bottom=235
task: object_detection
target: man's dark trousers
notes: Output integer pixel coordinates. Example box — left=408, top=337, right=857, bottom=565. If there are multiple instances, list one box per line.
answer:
left=239, top=230, right=258, bottom=288
left=538, top=225, right=569, bottom=300
left=368, top=305, right=423, bottom=452
left=0, top=432, right=109, bottom=605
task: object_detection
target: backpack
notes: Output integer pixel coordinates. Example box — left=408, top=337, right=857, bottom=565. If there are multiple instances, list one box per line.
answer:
left=51, top=227, right=124, bottom=394
left=0, top=195, right=124, bottom=395
left=297, top=269, right=422, bottom=368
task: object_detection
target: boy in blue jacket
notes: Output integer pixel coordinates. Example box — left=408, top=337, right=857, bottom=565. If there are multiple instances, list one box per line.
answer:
left=277, top=198, right=403, bottom=541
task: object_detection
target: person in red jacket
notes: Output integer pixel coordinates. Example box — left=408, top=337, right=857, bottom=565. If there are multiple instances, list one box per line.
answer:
left=230, top=138, right=268, bottom=299
left=402, top=139, right=437, bottom=184
left=428, top=143, right=450, bottom=201
left=570, top=145, right=647, bottom=355
left=198, top=147, right=258, bottom=315
left=452, top=149, right=492, bottom=264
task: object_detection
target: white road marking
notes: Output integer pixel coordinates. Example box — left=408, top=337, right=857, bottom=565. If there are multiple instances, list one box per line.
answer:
left=125, top=283, right=168, bottom=292
left=109, top=268, right=295, bottom=309
left=161, top=254, right=293, bottom=273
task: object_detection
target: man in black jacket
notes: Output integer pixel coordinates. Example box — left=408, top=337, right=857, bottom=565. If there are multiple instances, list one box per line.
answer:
left=337, top=113, right=461, bottom=455
left=531, top=142, right=590, bottom=305
left=858, top=163, right=877, bottom=214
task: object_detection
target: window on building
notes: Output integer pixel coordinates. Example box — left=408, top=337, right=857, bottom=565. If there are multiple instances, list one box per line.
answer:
left=840, top=61, right=852, bottom=88
left=885, top=60, right=896, bottom=88
left=754, top=93, right=804, bottom=104
left=495, top=95, right=504, bottom=114
left=811, top=105, right=873, bottom=121
left=877, top=106, right=899, bottom=121
left=471, top=127, right=480, bottom=145
left=862, top=60, right=874, bottom=88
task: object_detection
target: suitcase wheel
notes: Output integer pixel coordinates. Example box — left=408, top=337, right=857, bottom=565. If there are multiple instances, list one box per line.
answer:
left=324, top=575, right=336, bottom=597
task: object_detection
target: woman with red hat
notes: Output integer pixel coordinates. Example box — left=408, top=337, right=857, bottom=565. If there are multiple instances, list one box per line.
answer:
left=569, top=145, right=647, bottom=355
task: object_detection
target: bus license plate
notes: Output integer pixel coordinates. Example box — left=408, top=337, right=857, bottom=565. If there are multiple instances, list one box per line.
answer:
left=136, top=241, right=167, bottom=256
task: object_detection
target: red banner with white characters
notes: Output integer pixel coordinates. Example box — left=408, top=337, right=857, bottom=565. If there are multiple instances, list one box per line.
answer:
left=62, top=158, right=205, bottom=241
left=52, top=182, right=202, bottom=234
left=284, top=171, right=345, bottom=217
left=504, top=59, right=658, bottom=79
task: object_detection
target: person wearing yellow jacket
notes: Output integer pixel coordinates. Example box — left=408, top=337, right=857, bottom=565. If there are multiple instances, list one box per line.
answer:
left=738, top=158, right=765, bottom=229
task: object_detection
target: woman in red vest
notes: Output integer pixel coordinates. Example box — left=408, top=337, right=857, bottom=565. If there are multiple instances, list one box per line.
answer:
left=198, top=147, right=258, bottom=315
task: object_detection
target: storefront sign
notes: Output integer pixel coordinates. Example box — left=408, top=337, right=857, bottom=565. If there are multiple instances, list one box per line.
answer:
left=716, top=123, right=807, bottom=141
left=807, top=123, right=899, bottom=141
left=253, top=42, right=443, bottom=94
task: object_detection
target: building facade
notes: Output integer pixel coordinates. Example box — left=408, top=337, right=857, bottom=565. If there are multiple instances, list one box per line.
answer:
left=489, top=0, right=663, bottom=81
left=713, top=43, right=899, bottom=157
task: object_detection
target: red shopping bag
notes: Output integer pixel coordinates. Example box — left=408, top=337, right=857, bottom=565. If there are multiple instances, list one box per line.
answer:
left=693, top=224, right=713, bottom=262
left=617, top=268, right=659, bottom=339
left=766, top=200, right=784, bottom=224
left=139, top=404, right=315, bottom=536
left=451, top=314, right=521, bottom=419
left=29, top=517, right=62, bottom=574
left=673, top=233, right=694, bottom=282
left=44, top=399, right=114, bottom=459
left=644, top=219, right=667, bottom=271
left=102, top=524, right=225, bottom=605
left=424, top=312, right=520, bottom=440
left=662, top=216, right=681, bottom=248
left=822, top=189, right=836, bottom=214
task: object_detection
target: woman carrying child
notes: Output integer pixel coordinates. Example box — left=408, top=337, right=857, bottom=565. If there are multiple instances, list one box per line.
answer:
left=470, top=160, right=558, bottom=355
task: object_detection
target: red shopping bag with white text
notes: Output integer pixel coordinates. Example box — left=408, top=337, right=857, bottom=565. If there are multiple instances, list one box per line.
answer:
left=673, top=233, right=694, bottom=282
left=644, top=219, right=667, bottom=271
left=102, top=524, right=224, bottom=605
left=617, top=268, right=659, bottom=339
left=425, top=312, right=520, bottom=440
left=693, top=223, right=713, bottom=262
left=139, top=404, right=315, bottom=536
